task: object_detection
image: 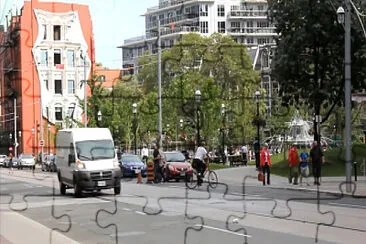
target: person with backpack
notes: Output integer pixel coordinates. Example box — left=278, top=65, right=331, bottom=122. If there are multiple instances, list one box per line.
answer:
left=299, top=146, right=310, bottom=186
left=288, top=143, right=300, bottom=185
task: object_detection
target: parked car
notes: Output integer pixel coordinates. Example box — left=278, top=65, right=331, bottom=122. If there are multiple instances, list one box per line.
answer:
left=18, top=154, right=35, bottom=169
left=0, top=155, right=7, bottom=167
left=3, top=156, right=19, bottom=168
left=162, top=151, right=193, bottom=182
left=119, top=154, right=147, bottom=177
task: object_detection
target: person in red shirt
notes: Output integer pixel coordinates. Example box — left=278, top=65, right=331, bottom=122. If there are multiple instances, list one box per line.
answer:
left=260, top=143, right=271, bottom=185
left=288, top=143, right=300, bottom=185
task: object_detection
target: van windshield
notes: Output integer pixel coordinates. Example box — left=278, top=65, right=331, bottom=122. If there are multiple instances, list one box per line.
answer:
left=76, top=140, right=115, bottom=161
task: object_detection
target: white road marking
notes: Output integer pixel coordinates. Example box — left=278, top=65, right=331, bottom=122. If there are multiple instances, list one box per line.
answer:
left=231, top=192, right=263, bottom=197
left=111, top=231, right=146, bottom=237
left=123, top=208, right=131, bottom=211
left=328, top=202, right=366, bottom=209
left=195, top=224, right=252, bottom=237
left=135, top=211, right=147, bottom=215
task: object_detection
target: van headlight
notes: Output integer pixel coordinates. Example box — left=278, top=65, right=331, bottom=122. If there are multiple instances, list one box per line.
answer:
left=76, top=161, right=85, bottom=169
left=113, top=158, right=119, bottom=168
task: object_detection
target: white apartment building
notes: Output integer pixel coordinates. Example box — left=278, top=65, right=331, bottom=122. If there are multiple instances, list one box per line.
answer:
left=119, top=0, right=277, bottom=117
left=119, top=0, right=276, bottom=72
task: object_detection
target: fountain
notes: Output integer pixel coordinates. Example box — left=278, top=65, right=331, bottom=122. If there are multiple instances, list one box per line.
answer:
left=285, top=111, right=314, bottom=146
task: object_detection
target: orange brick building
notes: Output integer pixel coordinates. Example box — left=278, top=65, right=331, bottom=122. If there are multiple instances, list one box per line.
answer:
left=0, top=0, right=95, bottom=156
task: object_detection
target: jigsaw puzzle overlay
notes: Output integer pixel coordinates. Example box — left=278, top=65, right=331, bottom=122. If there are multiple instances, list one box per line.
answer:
left=1, top=1, right=366, bottom=244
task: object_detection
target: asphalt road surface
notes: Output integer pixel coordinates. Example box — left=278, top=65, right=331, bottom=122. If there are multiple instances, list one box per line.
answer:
left=0, top=169, right=365, bottom=244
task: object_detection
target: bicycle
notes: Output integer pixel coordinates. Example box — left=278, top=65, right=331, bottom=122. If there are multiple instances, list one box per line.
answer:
left=185, top=162, right=218, bottom=189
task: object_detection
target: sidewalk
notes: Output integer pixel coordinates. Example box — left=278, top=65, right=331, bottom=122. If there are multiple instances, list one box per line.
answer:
left=215, top=166, right=366, bottom=197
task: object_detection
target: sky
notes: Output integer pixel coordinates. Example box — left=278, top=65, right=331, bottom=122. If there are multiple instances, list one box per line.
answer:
left=0, top=0, right=155, bottom=69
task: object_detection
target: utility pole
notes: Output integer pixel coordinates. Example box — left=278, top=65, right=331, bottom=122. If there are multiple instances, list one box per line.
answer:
left=14, top=97, right=17, bottom=158
left=157, top=19, right=162, bottom=149
left=84, top=52, right=87, bottom=128
left=344, top=0, right=352, bottom=192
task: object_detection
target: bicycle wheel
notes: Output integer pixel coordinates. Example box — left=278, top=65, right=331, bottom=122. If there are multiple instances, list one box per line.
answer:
left=208, top=170, right=218, bottom=189
left=185, top=172, right=198, bottom=189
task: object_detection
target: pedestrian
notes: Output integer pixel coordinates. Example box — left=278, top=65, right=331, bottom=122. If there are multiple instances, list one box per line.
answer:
left=8, top=153, right=13, bottom=174
left=260, top=143, right=271, bottom=185
left=299, top=146, right=310, bottom=186
left=310, top=141, right=325, bottom=185
left=288, top=143, right=300, bottom=185
left=241, top=144, right=248, bottom=166
left=153, top=144, right=162, bottom=183
left=193, top=141, right=208, bottom=186
left=141, top=145, right=149, bottom=165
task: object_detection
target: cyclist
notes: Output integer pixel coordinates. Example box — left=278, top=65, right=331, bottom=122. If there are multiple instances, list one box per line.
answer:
left=192, top=141, right=209, bottom=186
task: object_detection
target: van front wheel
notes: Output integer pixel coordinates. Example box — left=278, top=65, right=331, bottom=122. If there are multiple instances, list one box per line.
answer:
left=74, top=182, right=82, bottom=198
left=60, top=182, right=66, bottom=195
left=114, top=186, right=121, bottom=195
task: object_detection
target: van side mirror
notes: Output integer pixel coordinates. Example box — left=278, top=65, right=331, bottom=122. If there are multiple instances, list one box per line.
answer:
left=68, top=154, right=75, bottom=166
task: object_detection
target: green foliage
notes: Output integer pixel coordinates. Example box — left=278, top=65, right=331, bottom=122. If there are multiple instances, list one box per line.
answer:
left=267, top=0, right=366, bottom=116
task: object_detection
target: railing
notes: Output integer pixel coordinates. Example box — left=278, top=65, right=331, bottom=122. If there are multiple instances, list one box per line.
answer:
left=228, top=27, right=276, bottom=34
left=124, top=35, right=149, bottom=44
left=146, top=13, right=199, bottom=30
left=228, top=10, right=268, bottom=18
left=147, top=0, right=189, bottom=12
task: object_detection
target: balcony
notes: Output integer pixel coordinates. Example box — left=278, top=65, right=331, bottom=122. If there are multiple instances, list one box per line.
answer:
left=228, top=27, right=277, bottom=36
left=228, top=10, right=268, bottom=19
left=146, top=13, right=199, bottom=30
left=150, top=25, right=200, bottom=38
left=147, top=0, right=190, bottom=12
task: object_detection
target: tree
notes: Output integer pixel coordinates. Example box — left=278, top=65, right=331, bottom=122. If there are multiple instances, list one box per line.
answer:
left=137, top=33, right=262, bottom=149
left=267, top=0, right=366, bottom=142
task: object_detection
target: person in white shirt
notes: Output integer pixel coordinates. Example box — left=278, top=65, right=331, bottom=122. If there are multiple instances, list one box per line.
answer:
left=141, top=145, right=149, bottom=164
left=193, top=141, right=208, bottom=186
left=241, top=144, right=248, bottom=166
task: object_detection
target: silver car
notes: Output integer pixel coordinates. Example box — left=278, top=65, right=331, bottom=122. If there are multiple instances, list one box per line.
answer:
left=0, top=155, right=6, bottom=167
left=18, top=154, right=35, bottom=169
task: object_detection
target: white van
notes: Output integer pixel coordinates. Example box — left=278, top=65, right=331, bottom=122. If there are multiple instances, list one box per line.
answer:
left=56, top=128, right=122, bottom=197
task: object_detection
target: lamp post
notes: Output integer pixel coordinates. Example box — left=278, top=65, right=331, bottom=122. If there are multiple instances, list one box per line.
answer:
left=97, top=110, right=102, bottom=125
left=221, top=103, right=226, bottom=164
left=255, top=90, right=261, bottom=169
left=195, top=90, right=201, bottom=147
left=18, top=131, right=21, bottom=155
left=337, top=2, right=352, bottom=192
left=80, top=50, right=88, bottom=128
left=31, top=128, right=35, bottom=156
left=179, top=119, right=183, bottom=150
left=47, top=124, right=51, bottom=154
left=132, top=103, right=137, bottom=155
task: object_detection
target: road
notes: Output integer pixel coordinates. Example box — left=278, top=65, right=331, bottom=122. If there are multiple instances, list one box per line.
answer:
left=0, top=168, right=365, bottom=244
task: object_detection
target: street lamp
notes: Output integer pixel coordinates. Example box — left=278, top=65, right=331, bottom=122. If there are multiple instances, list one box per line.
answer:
left=47, top=124, right=51, bottom=154
left=195, top=90, right=201, bottom=147
left=255, top=89, right=261, bottom=170
left=337, top=1, right=352, bottom=192
left=132, top=103, right=137, bottom=155
left=221, top=103, right=226, bottom=163
left=97, top=110, right=102, bottom=123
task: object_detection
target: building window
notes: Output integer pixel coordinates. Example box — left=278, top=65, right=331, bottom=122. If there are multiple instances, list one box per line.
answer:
left=42, top=24, right=47, bottom=40
left=67, top=50, right=74, bottom=67
left=200, top=21, right=208, bottom=33
left=68, top=106, right=75, bottom=117
left=54, top=49, right=61, bottom=65
left=40, top=49, right=48, bottom=65
left=217, top=5, right=225, bottom=17
left=44, top=80, right=48, bottom=90
left=200, top=4, right=208, bottom=16
left=46, top=107, right=49, bottom=118
left=53, top=25, right=61, bottom=40
left=218, top=21, right=226, bottom=33
left=247, top=37, right=254, bottom=44
left=258, top=5, right=265, bottom=11
left=258, top=38, right=269, bottom=44
left=68, top=80, right=75, bottom=94
left=55, top=107, right=63, bottom=121
left=257, top=21, right=269, bottom=28
left=54, top=80, right=62, bottom=94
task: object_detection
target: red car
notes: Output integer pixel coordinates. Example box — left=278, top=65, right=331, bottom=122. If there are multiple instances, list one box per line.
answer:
left=162, top=151, right=193, bottom=182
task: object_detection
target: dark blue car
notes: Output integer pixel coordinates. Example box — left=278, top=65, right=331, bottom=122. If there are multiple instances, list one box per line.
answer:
left=120, top=154, right=147, bottom=177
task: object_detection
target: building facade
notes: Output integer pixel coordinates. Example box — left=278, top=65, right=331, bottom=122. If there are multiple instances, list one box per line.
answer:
left=0, top=0, right=94, bottom=156
left=119, top=0, right=276, bottom=73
